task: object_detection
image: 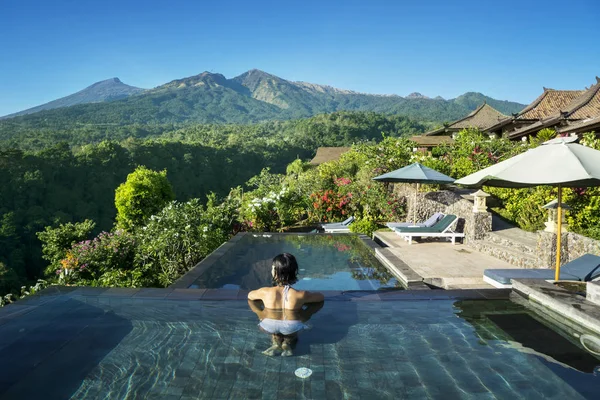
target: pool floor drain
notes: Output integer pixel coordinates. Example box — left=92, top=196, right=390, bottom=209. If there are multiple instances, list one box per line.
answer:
left=295, top=367, right=312, bottom=378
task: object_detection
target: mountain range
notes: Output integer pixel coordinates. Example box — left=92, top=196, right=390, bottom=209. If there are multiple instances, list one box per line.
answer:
left=1, top=69, right=525, bottom=124
left=3, top=78, right=144, bottom=119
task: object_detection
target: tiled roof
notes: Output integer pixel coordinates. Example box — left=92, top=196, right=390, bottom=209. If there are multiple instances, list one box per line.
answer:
left=482, top=116, right=514, bottom=133
left=561, top=77, right=600, bottom=119
left=410, top=136, right=454, bottom=147
left=424, top=103, right=507, bottom=136
left=309, top=147, right=351, bottom=165
left=558, top=116, right=600, bottom=135
left=508, top=78, right=600, bottom=139
left=517, top=89, right=584, bottom=120
left=507, top=116, right=562, bottom=139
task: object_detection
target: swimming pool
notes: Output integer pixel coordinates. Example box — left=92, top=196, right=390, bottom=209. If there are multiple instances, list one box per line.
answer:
left=1, top=290, right=598, bottom=399
left=182, top=233, right=400, bottom=291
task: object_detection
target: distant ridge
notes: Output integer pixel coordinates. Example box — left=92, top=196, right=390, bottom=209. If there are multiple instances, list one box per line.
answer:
left=2, top=78, right=144, bottom=119
left=0, top=70, right=526, bottom=124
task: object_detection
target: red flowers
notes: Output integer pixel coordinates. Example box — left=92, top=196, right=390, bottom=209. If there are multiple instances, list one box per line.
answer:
left=309, top=188, right=352, bottom=222
left=334, top=177, right=352, bottom=186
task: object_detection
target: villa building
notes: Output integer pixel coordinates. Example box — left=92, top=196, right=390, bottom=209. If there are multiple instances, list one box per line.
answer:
left=423, top=102, right=508, bottom=138
left=485, top=77, right=600, bottom=141
left=409, top=135, right=454, bottom=152
left=484, top=88, right=583, bottom=138
left=309, top=146, right=351, bottom=165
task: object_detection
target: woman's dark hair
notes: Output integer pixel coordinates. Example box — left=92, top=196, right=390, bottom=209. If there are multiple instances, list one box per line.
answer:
left=272, top=253, right=299, bottom=285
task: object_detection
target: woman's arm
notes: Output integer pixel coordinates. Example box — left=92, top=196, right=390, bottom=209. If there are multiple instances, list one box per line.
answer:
left=247, top=288, right=263, bottom=301
left=247, top=299, right=266, bottom=319
left=300, top=290, right=324, bottom=304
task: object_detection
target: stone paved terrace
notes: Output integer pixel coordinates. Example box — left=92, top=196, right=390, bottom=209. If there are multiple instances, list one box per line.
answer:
left=374, top=231, right=520, bottom=289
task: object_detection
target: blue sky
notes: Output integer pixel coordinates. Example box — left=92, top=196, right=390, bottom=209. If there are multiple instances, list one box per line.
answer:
left=1, top=0, right=598, bottom=116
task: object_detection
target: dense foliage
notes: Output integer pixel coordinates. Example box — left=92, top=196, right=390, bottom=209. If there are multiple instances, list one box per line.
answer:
left=115, top=166, right=175, bottom=231
left=0, top=111, right=422, bottom=296
left=0, top=111, right=427, bottom=152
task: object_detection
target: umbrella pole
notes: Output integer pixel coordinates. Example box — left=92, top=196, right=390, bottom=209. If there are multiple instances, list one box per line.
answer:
left=555, top=185, right=563, bottom=281
left=414, top=183, right=419, bottom=223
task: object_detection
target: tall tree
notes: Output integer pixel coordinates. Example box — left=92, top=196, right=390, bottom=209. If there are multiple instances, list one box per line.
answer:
left=115, top=166, right=175, bottom=231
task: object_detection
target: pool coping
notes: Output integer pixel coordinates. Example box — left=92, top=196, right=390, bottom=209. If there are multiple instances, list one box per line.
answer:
left=511, top=278, right=600, bottom=335
left=0, top=285, right=512, bottom=322
left=168, top=231, right=424, bottom=290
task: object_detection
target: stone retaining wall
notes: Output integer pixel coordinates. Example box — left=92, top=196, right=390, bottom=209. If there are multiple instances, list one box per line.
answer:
left=537, top=231, right=600, bottom=268
left=392, top=184, right=491, bottom=243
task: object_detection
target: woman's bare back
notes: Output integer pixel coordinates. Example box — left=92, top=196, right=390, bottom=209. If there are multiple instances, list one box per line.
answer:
left=248, top=286, right=324, bottom=311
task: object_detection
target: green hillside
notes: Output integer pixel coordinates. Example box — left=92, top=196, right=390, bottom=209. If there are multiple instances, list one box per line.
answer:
left=0, top=70, right=525, bottom=132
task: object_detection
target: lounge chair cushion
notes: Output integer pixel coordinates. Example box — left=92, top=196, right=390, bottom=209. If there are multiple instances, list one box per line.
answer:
left=422, top=212, right=444, bottom=227
left=562, top=253, right=600, bottom=281
left=484, top=253, right=600, bottom=285
left=394, top=214, right=457, bottom=234
left=484, top=269, right=579, bottom=285
left=387, top=212, right=444, bottom=229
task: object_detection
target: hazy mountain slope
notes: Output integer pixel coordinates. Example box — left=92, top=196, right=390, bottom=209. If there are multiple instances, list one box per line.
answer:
left=452, top=92, right=524, bottom=116
left=3, top=73, right=282, bottom=126
left=2, top=78, right=144, bottom=119
left=0, top=70, right=526, bottom=126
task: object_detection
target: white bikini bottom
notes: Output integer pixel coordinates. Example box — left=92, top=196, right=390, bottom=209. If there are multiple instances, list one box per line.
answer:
left=259, top=318, right=308, bottom=335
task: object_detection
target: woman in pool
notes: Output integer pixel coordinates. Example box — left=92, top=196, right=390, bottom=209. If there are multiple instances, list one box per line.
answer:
left=248, top=253, right=324, bottom=356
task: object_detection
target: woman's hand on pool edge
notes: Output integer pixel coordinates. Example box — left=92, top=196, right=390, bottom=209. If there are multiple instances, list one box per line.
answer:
left=301, top=290, right=324, bottom=304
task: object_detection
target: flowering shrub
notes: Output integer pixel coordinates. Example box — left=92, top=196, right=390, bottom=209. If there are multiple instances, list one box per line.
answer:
left=308, top=189, right=353, bottom=223
left=241, top=187, right=306, bottom=231
left=57, top=251, right=81, bottom=285
left=136, top=198, right=232, bottom=287
left=354, top=137, right=414, bottom=176
left=58, top=230, right=137, bottom=285
left=349, top=217, right=379, bottom=236
left=242, top=190, right=284, bottom=231
left=342, top=182, right=405, bottom=222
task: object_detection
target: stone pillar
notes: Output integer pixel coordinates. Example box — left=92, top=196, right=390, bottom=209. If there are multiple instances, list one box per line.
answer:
left=536, top=231, right=569, bottom=269
left=468, top=211, right=492, bottom=241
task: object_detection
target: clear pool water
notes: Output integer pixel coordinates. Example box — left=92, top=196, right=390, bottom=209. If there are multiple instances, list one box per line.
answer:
left=189, top=234, right=400, bottom=291
left=1, top=294, right=598, bottom=399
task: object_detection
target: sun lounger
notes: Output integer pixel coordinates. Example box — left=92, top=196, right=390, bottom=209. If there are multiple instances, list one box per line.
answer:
left=386, top=212, right=444, bottom=229
left=483, top=253, right=600, bottom=288
left=320, top=216, right=355, bottom=233
left=392, top=214, right=464, bottom=245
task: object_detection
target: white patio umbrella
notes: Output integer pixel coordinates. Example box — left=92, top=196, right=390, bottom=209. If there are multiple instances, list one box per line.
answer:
left=454, top=136, right=600, bottom=280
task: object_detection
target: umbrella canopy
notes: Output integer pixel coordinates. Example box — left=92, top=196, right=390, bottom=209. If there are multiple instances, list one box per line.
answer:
left=373, top=162, right=455, bottom=184
left=454, top=137, right=600, bottom=188
left=373, top=163, right=455, bottom=223
left=454, top=136, right=600, bottom=280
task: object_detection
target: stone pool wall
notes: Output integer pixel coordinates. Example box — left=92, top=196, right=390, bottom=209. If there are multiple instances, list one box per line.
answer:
left=393, top=185, right=491, bottom=243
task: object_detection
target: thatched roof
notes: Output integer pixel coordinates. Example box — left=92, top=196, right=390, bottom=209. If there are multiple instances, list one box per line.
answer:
left=425, top=103, right=507, bottom=136
left=309, top=147, right=351, bottom=165
left=410, top=135, right=454, bottom=147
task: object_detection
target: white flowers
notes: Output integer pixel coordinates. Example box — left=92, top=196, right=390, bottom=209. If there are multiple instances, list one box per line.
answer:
left=248, top=189, right=286, bottom=212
